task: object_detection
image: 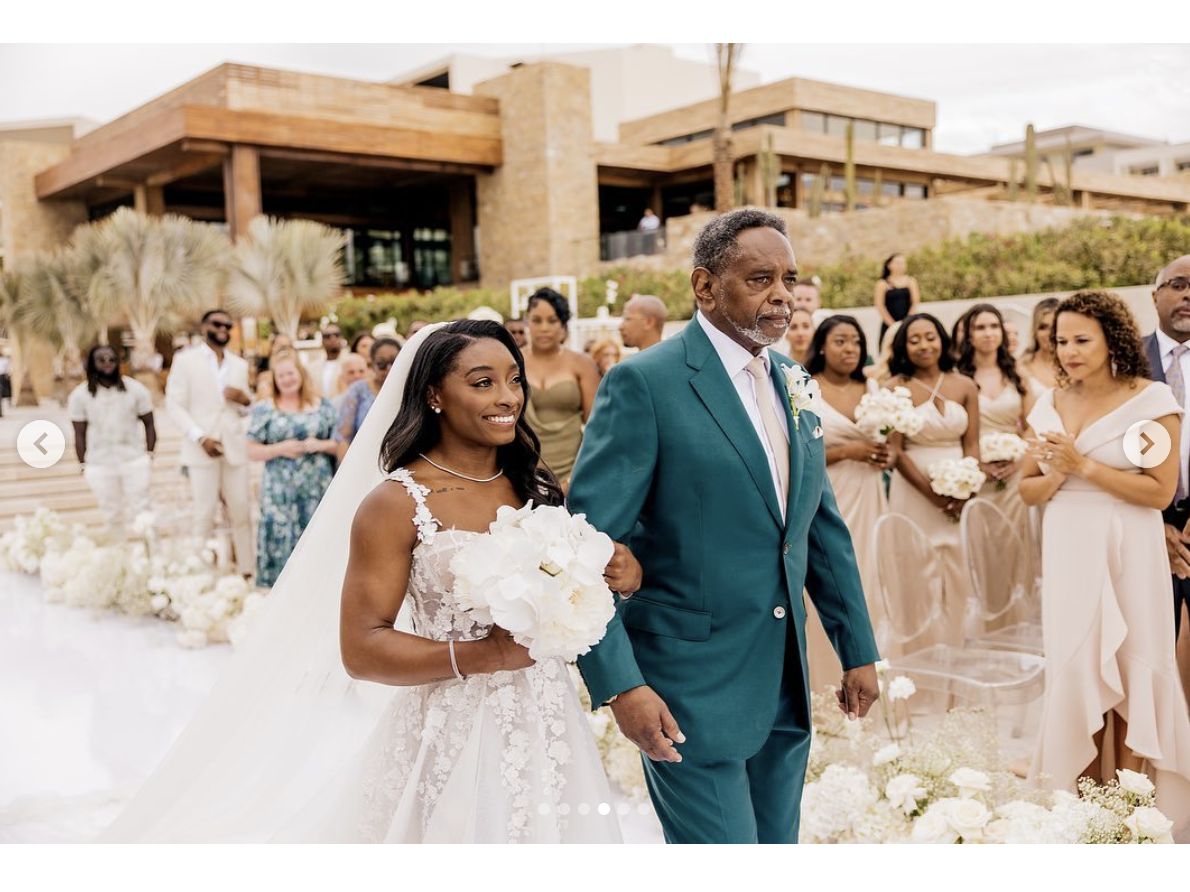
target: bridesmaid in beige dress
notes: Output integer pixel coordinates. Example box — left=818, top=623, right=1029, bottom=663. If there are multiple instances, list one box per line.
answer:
left=1020, top=297, right=1060, bottom=397
left=521, top=288, right=600, bottom=492
left=885, top=314, right=982, bottom=649
left=1021, top=291, right=1190, bottom=832
left=956, top=304, right=1035, bottom=532
left=803, top=316, right=893, bottom=690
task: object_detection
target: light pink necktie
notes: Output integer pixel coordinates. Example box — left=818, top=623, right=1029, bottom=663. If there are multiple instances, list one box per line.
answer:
left=745, top=356, right=789, bottom=514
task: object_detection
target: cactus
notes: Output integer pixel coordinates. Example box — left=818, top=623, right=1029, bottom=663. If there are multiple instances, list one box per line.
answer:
left=1061, top=135, right=1074, bottom=207
left=844, top=122, right=857, bottom=212
left=734, top=162, right=747, bottom=208
left=1007, top=158, right=1020, bottom=202
left=758, top=132, right=779, bottom=207
left=873, top=169, right=884, bottom=208
left=808, top=162, right=829, bottom=218
left=1024, top=123, right=1038, bottom=204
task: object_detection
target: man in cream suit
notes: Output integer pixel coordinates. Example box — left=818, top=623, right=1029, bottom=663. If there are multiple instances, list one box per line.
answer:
left=166, top=308, right=254, bottom=577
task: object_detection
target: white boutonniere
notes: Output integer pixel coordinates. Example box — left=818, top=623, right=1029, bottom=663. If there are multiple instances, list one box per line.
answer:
left=781, top=365, right=823, bottom=431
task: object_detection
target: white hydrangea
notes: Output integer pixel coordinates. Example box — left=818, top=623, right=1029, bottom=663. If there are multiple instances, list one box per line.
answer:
left=855, top=386, right=923, bottom=441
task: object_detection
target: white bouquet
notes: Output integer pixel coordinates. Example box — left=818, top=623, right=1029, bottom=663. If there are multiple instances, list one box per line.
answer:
left=450, top=503, right=616, bottom=662
left=781, top=365, right=824, bottom=431
left=928, top=457, right=986, bottom=521
left=854, top=386, right=924, bottom=443
left=979, top=432, right=1027, bottom=491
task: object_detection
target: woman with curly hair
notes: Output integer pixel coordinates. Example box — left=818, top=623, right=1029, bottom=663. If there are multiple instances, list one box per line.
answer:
left=1021, top=291, right=1190, bottom=830
left=956, top=304, right=1034, bottom=534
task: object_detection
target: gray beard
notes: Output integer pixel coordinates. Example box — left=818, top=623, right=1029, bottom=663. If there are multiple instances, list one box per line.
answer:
left=726, top=315, right=785, bottom=347
left=1169, top=317, right=1190, bottom=335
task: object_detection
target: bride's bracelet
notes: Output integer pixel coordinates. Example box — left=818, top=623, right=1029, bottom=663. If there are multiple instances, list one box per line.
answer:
left=448, top=638, right=466, bottom=681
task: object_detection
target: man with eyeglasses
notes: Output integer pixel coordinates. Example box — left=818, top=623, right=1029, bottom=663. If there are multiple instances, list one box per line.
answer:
left=619, top=294, right=668, bottom=352
left=166, top=308, right=255, bottom=579
left=1144, top=256, right=1190, bottom=640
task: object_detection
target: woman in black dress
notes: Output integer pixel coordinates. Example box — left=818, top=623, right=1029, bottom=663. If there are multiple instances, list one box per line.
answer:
left=875, top=253, right=921, bottom=346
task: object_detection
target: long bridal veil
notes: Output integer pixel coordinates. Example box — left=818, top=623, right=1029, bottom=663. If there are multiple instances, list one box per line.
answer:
left=100, top=323, right=447, bottom=842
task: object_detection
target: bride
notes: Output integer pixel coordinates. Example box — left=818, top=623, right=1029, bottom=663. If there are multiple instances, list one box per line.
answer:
left=101, top=320, right=632, bottom=842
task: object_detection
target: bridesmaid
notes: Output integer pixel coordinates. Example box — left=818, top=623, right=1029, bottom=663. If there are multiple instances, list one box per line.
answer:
left=1020, top=297, right=1060, bottom=396
left=885, top=314, right=981, bottom=649
left=956, top=304, right=1035, bottom=530
left=783, top=306, right=815, bottom=367
left=1020, top=291, right=1190, bottom=830
left=521, top=288, right=600, bottom=492
left=804, top=315, right=893, bottom=689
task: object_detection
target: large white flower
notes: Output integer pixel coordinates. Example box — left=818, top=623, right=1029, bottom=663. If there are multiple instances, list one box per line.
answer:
left=873, top=742, right=902, bottom=766
left=911, top=805, right=958, bottom=844
left=887, top=676, right=917, bottom=701
left=1125, top=806, right=1174, bottom=844
left=945, top=797, right=992, bottom=842
left=949, top=767, right=992, bottom=799
left=1116, top=768, right=1156, bottom=798
left=885, top=773, right=927, bottom=815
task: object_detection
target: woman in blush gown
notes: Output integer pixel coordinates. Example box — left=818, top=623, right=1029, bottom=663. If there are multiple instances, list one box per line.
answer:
left=805, top=316, right=892, bottom=687
left=1021, top=291, right=1190, bottom=834
left=885, top=314, right=982, bottom=650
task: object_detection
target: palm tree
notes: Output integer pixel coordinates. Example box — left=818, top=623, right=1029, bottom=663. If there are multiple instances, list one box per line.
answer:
left=713, top=43, right=743, bottom=212
left=16, top=250, right=101, bottom=398
left=76, top=208, right=230, bottom=386
left=224, top=216, right=347, bottom=341
left=0, top=269, right=39, bottom=407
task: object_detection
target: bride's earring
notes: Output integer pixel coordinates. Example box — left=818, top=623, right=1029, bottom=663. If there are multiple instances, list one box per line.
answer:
left=430, top=404, right=442, bottom=414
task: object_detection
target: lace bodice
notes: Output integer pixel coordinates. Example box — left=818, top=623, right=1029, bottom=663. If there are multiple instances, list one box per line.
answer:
left=384, top=467, right=493, bottom=642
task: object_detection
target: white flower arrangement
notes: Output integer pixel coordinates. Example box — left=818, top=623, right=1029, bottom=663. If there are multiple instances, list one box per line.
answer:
left=979, top=432, right=1028, bottom=490
left=781, top=365, right=824, bottom=431
left=928, top=457, right=987, bottom=521
left=450, top=503, right=616, bottom=662
left=3, top=508, right=265, bottom=650
left=569, top=666, right=648, bottom=802
left=854, top=386, right=924, bottom=442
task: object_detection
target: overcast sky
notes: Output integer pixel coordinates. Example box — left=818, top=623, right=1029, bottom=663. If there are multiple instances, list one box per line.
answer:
left=1, top=42, right=1187, bottom=155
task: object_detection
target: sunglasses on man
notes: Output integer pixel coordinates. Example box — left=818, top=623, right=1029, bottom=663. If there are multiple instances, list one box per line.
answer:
left=207, top=320, right=233, bottom=330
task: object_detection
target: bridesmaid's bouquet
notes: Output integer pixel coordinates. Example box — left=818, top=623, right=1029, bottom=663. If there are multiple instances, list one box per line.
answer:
left=450, top=503, right=617, bottom=662
left=979, top=432, right=1028, bottom=490
left=927, top=457, right=987, bottom=522
left=855, top=387, right=924, bottom=443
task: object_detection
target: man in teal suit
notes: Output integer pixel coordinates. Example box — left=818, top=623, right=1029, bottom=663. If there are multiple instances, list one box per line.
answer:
left=570, top=208, right=881, bottom=844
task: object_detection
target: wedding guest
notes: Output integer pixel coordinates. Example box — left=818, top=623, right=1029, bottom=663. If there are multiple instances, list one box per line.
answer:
left=783, top=306, right=815, bottom=366
left=246, top=349, right=338, bottom=587
left=793, top=279, right=831, bottom=328
left=332, top=353, right=369, bottom=413
left=950, top=307, right=973, bottom=362
left=406, top=320, right=429, bottom=341
left=591, top=338, right=622, bottom=378
left=1004, top=320, right=1021, bottom=357
left=957, top=304, right=1034, bottom=533
left=166, top=309, right=255, bottom=578
left=522, top=288, right=599, bottom=491
left=1021, top=290, right=1190, bottom=828
left=68, top=345, right=156, bottom=539
left=1143, top=255, right=1190, bottom=640
left=304, top=322, right=344, bottom=399
left=504, top=318, right=528, bottom=351
left=1021, top=297, right=1060, bottom=394
left=619, top=294, right=667, bottom=352
left=0, top=350, right=11, bottom=415
left=885, top=313, right=980, bottom=648
left=254, top=332, right=294, bottom=401
left=335, top=337, right=401, bottom=461
left=865, top=319, right=903, bottom=383
left=805, top=315, right=892, bottom=685
left=350, top=331, right=375, bottom=369
left=874, top=253, right=920, bottom=347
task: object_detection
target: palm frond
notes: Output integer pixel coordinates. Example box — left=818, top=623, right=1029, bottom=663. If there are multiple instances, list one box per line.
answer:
left=15, top=251, right=100, bottom=357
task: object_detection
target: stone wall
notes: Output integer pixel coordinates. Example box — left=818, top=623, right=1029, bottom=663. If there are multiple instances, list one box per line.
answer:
left=474, top=62, right=601, bottom=289
left=0, top=140, right=88, bottom=401
left=601, top=197, right=1117, bottom=275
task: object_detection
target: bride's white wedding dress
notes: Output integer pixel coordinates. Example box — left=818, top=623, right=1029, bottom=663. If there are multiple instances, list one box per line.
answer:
left=282, top=468, right=622, bottom=843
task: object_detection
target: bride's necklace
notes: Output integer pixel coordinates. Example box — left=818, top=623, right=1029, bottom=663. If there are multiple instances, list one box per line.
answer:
left=419, top=453, right=503, bottom=483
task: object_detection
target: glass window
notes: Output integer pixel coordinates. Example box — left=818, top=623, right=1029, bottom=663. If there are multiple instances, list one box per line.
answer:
left=882, top=180, right=902, bottom=197
left=853, top=119, right=878, bottom=142
left=857, top=178, right=874, bottom=195
left=1132, top=165, right=1160, bottom=176
left=878, top=122, right=902, bottom=147
left=1177, top=160, right=1190, bottom=172
left=801, top=172, right=817, bottom=192
left=903, top=183, right=927, bottom=199
left=830, top=176, right=846, bottom=193
left=826, top=115, right=850, bottom=138
left=901, top=128, right=925, bottom=149
left=776, top=173, right=795, bottom=208
left=801, top=111, right=825, bottom=134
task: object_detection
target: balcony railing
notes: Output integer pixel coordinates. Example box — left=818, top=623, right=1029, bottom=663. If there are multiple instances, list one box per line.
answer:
left=600, top=227, right=667, bottom=262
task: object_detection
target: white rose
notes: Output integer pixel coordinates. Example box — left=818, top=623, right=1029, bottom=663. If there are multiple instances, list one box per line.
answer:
left=874, top=743, right=901, bottom=766
left=885, top=774, right=926, bottom=815
left=149, top=594, right=170, bottom=613
left=949, top=767, right=992, bottom=799
left=944, top=797, right=991, bottom=842
left=911, top=806, right=958, bottom=844
left=1126, top=806, right=1174, bottom=843
left=887, top=676, right=916, bottom=701
left=1116, top=768, right=1156, bottom=798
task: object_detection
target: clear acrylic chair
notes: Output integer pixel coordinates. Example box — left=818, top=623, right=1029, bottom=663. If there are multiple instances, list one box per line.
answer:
left=960, top=498, right=1043, bottom=656
left=874, top=512, right=1045, bottom=718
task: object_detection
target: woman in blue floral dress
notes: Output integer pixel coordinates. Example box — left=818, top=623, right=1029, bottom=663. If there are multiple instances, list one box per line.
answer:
left=246, top=349, right=339, bottom=587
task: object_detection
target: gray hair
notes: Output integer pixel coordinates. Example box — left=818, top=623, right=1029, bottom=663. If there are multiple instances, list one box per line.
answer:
left=692, top=208, right=789, bottom=275
left=1157, top=255, right=1190, bottom=287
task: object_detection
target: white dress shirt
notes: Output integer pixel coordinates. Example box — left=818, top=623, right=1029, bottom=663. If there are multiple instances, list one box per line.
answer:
left=1156, top=328, right=1190, bottom=489
left=696, top=312, right=790, bottom=515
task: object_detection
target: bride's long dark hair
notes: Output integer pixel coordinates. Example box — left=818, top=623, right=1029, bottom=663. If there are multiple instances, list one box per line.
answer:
left=379, top=320, right=564, bottom=507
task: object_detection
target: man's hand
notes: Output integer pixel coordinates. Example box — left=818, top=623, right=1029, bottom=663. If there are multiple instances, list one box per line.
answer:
left=609, top=685, right=684, bottom=762
left=1166, top=523, right=1190, bottom=580
left=223, top=386, right=251, bottom=406
left=200, top=437, right=224, bottom=458
left=836, top=663, right=880, bottom=720
left=603, top=542, right=643, bottom=596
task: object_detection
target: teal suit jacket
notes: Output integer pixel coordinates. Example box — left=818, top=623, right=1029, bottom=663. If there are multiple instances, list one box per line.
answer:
left=570, top=319, right=880, bottom=763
